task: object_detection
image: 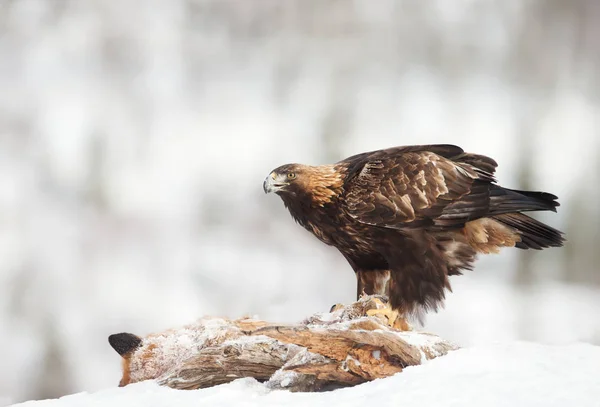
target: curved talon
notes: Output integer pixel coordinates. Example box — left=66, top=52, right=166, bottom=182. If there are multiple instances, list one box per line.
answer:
left=366, top=298, right=412, bottom=331
left=371, top=294, right=389, bottom=303
left=358, top=293, right=389, bottom=303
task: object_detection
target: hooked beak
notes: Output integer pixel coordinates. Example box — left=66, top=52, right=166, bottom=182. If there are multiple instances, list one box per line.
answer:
left=263, top=172, right=288, bottom=194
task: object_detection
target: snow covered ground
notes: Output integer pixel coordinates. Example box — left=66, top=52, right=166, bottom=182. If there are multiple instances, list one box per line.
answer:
left=10, top=342, right=600, bottom=407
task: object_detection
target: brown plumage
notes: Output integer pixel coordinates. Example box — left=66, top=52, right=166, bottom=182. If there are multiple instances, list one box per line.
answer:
left=264, top=144, right=564, bottom=319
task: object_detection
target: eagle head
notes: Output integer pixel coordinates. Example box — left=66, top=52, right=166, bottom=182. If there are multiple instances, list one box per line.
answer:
left=264, top=163, right=345, bottom=205
left=263, top=164, right=303, bottom=195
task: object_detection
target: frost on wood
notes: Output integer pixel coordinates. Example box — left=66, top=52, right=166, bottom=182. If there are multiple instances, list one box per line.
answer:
left=114, top=296, right=458, bottom=392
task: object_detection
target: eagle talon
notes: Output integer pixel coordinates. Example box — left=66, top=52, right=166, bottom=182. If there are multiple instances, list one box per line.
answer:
left=358, top=290, right=369, bottom=300
left=358, top=292, right=389, bottom=303
left=366, top=298, right=412, bottom=331
left=373, top=294, right=390, bottom=303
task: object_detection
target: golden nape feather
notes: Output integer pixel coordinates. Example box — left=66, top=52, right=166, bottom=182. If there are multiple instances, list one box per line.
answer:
left=264, top=144, right=564, bottom=323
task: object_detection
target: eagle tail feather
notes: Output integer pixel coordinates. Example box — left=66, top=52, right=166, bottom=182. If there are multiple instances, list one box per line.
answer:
left=492, top=213, right=565, bottom=250
left=489, top=185, right=560, bottom=214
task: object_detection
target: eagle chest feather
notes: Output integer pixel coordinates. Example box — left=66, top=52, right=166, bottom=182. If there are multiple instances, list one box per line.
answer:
left=303, top=204, right=380, bottom=256
left=290, top=201, right=346, bottom=246
left=282, top=191, right=356, bottom=248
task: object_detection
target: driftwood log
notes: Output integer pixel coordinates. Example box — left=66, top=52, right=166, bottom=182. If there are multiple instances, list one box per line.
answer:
left=110, top=296, right=458, bottom=392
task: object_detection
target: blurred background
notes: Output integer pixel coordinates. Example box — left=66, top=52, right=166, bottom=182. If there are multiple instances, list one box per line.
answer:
left=1, top=0, right=600, bottom=404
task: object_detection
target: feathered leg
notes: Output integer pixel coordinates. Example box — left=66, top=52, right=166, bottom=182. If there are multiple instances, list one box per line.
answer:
left=356, top=269, right=390, bottom=298
left=356, top=269, right=411, bottom=331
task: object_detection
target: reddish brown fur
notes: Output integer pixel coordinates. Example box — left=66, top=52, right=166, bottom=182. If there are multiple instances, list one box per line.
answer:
left=119, top=357, right=132, bottom=387
left=118, top=346, right=147, bottom=387
left=117, top=338, right=174, bottom=386
left=120, top=343, right=159, bottom=386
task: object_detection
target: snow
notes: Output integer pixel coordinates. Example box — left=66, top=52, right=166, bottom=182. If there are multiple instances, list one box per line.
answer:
left=396, top=331, right=453, bottom=360
left=11, top=342, right=600, bottom=407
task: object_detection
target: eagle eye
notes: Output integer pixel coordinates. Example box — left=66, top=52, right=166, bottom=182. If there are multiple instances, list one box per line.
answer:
left=287, top=172, right=296, bottom=179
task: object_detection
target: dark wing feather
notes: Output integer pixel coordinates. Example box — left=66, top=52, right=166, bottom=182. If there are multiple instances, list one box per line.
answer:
left=339, top=144, right=466, bottom=176
left=342, top=146, right=496, bottom=229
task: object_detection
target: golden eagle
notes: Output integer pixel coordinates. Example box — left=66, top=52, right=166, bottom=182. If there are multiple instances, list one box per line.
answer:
left=264, top=144, right=564, bottom=321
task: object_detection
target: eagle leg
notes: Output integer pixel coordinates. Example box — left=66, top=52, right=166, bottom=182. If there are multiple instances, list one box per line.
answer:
left=356, top=269, right=391, bottom=299
left=366, top=296, right=412, bottom=331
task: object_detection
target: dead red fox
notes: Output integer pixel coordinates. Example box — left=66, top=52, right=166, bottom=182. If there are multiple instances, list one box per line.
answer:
left=108, top=297, right=452, bottom=390
left=108, top=317, right=262, bottom=386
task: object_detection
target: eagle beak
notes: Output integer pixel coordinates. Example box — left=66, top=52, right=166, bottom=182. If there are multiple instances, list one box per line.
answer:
left=263, top=176, right=273, bottom=194
left=263, top=172, right=287, bottom=194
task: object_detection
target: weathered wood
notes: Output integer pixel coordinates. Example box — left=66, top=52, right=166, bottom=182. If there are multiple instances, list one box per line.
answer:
left=113, top=296, right=459, bottom=392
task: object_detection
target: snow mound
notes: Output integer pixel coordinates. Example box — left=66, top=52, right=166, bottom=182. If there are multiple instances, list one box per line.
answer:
left=11, top=342, right=600, bottom=407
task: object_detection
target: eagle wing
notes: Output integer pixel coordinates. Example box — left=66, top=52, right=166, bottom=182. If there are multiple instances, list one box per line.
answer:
left=342, top=145, right=498, bottom=229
